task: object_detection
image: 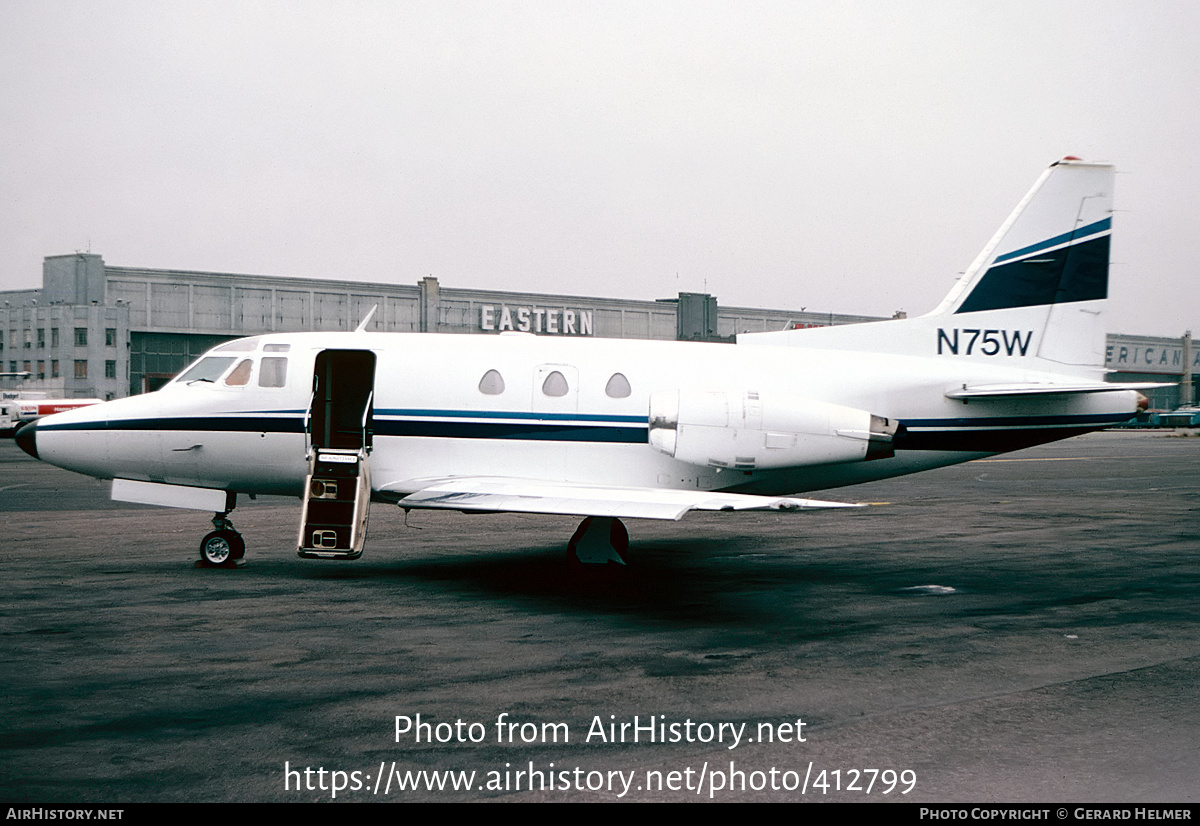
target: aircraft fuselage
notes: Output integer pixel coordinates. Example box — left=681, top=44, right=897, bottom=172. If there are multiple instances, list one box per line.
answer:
left=24, top=329, right=1139, bottom=503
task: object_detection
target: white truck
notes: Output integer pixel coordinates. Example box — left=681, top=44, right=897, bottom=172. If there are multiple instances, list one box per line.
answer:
left=1, top=396, right=102, bottom=435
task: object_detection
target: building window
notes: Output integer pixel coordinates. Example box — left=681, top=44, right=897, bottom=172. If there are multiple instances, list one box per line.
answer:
left=37, top=329, right=45, bottom=348
left=105, top=360, right=117, bottom=379
left=75, top=328, right=88, bottom=347
left=24, top=330, right=32, bottom=348
left=51, top=328, right=59, bottom=347
left=51, top=360, right=60, bottom=378
left=37, top=361, right=45, bottom=380
left=74, top=360, right=87, bottom=379
left=106, top=328, right=116, bottom=347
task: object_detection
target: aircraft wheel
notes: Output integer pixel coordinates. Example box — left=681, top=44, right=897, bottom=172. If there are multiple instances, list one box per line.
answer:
left=567, top=517, right=629, bottom=566
left=199, top=530, right=244, bottom=567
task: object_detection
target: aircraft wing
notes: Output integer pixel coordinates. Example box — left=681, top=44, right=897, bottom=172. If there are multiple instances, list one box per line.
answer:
left=376, top=477, right=861, bottom=521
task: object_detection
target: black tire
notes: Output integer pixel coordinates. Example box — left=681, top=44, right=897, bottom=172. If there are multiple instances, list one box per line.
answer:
left=567, top=517, right=629, bottom=566
left=199, top=530, right=244, bottom=566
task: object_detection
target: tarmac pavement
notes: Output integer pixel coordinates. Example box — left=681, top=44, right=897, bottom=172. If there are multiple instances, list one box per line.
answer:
left=1, top=431, right=1197, bottom=802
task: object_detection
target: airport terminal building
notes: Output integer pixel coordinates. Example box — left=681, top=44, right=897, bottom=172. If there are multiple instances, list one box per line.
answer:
left=1, top=252, right=1193, bottom=409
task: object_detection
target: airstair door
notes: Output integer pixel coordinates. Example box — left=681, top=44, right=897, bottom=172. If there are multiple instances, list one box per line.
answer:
left=298, top=350, right=376, bottom=560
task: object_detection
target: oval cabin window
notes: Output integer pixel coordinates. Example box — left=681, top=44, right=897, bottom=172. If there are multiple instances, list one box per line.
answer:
left=542, top=370, right=569, bottom=397
left=478, top=369, right=505, bottom=395
left=605, top=372, right=632, bottom=398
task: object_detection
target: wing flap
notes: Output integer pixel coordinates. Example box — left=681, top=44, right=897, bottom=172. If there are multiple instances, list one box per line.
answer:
left=378, top=477, right=860, bottom=521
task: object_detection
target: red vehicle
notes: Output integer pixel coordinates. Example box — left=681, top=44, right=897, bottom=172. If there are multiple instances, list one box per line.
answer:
left=2, top=398, right=102, bottom=433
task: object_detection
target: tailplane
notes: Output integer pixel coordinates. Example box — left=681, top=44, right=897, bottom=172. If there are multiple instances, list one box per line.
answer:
left=740, top=158, right=1116, bottom=376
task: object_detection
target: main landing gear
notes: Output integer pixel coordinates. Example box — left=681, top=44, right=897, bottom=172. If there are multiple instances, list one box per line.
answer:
left=199, top=495, right=245, bottom=568
left=567, top=517, right=629, bottom=567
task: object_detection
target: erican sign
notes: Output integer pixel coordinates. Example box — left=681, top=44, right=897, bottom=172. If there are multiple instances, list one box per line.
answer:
left=480, top=305, right=594, bottom=336
left=1106, top=341, right=1198, bottom=375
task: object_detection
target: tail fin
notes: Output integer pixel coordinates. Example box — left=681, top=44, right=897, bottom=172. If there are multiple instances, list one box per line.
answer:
left=740, top=158, right=1116, bottom=374
left=930, top=158, right=1112, bottom=317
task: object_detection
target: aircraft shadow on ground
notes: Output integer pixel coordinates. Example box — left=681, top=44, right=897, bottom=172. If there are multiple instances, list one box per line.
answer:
left=287, top=536, right=897, bottom=632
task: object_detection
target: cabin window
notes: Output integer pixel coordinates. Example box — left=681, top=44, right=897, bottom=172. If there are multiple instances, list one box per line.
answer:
left=259, top=357, right=288, bottom=387
left=605, top=372, right=632, bottom=398
left=225, top=359, right=253, bottom=386
left=215, top=337, right=261, bottom=352
left=176, top=356, right=235, bottom=383
left=478, top=369, right=505, bottom=395
left=541, top=370, right=569, bottom=397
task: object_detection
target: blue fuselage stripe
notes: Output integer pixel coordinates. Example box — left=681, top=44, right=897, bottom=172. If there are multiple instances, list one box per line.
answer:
left=36, top=410, right=1132, bottom=452
left=376, top=408, right=645, bottom=424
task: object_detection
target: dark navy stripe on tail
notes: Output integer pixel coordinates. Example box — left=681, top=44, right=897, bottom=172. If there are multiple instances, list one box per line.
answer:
left=956, top=221, right=1110, bottom=313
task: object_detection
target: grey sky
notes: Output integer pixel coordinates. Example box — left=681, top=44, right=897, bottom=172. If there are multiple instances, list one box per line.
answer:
left=2, top=1, right=1196, bottom=336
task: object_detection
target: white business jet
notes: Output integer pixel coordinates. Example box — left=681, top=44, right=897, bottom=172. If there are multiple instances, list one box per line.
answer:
left=16, top=158, right=1161, bottom=567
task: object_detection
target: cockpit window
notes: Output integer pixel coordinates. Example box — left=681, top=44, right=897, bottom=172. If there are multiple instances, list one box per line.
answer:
left=259, top=357, right=288, bottom=387
left=263, top=343, right=290, bottom=353
left=215, top=337, right=261, bottom=352
left=225, top=359, right=253, bottom=386
left=176, top=357, right=236, bottom=384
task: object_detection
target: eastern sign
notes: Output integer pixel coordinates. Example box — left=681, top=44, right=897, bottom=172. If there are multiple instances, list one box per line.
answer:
left=480, top=305, right=593, bottom=336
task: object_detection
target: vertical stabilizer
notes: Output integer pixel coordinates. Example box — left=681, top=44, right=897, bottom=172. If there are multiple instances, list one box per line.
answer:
left=739, top=158, right=1115, bottom=374
left=930, top=159, right=1112, bottom=318
left=932, top=158, right=1113, bottom=368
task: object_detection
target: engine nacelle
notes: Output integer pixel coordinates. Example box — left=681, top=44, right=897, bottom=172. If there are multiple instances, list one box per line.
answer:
left=648, top=389, right=895, bottom=470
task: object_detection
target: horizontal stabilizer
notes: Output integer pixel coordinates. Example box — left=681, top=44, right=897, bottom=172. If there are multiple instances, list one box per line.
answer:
left=945, top=381, right=1171, bottom=400
left=378, top=476, right=860, bottom=521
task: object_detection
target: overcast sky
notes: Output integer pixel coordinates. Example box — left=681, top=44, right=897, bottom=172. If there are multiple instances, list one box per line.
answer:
left=1, top=1, right=1196, bottom=336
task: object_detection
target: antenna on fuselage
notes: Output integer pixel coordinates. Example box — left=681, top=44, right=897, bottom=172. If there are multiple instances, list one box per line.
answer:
left=354, top=305, right=378, bottom=333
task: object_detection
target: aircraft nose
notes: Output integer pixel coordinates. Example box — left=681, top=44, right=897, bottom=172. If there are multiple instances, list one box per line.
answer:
left=15, top=420, right=38, bottom=460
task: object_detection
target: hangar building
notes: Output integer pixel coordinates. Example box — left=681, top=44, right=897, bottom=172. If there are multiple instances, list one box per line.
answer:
left=1, top=252, right=1193, bottom=410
